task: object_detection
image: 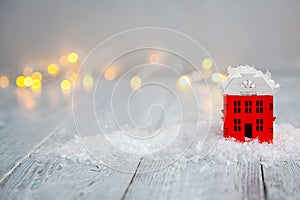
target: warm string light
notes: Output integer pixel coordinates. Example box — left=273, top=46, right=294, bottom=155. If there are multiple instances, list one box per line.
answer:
left=178, top=75, right=191, bottom=89
left=16, top=76, right=25, bottom=87
left=23, top=66, right=33, bottom=76
left=211, top=72, right=227, bottom=83
left=202, top=58, right=213, bottom=70
left=67, top=52, right=79, bottom=64
left=32, top=72, right=43, bottom=81
left=47, top=64, right=59, bottom=75
left=7, top=51, right=228, bottom=96
left=104, top=68, right=117, bottom=80
left=149, top=54, right=160, bottom=64
left=0, top=76, right=9, bottom=88
left=61, top=79, right=71, bottom=93
left=130, top=76, right=142, bottom=90
left=82, top=75, right=93, bottom=90
left=24, top=76, right=33, bottom=87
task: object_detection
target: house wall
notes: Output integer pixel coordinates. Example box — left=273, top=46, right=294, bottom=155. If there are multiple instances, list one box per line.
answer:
left=223, top=94, right=275, bottom=143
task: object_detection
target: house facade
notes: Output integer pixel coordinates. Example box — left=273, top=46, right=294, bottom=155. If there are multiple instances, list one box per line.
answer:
left=221, top=66, right=279, bottom=143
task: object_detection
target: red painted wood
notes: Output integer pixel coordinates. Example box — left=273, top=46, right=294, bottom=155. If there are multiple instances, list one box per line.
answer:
left=223, top=94, right=275, bottom=143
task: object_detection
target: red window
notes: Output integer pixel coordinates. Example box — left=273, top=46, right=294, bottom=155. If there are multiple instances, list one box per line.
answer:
left=234, top=119, right=241, bottom=131
left=256, top=119, right=263, bottom=131
left=256, top=100, right=263, bottom=113
left=245, top=100, right=252, bottom=113
left=234, top=101, right=241, bottom=113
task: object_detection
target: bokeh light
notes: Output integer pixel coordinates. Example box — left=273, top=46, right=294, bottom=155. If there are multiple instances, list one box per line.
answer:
left=211, top=72, right=227, bottom=83
left=16, top=76, right=25, bottom=87
left=82, top=75, right=93, bottom=90
left=178, top=75, right=191, bottom=89
left=24, top=76, right=33, bottom=87
left=67, top=52, right=79, bottom=64
left=201, top=58, right=213, bottom=70
left=31, top=80, right=41, bottom=92
left=60, top=79, right=71, bottom=93
left=130, top=76, right=142, bottom=90
left=149, top=54, right=160, bottom=64
left=59, top=55, right=69, bottom=66
left=104, top=68, right=117, bottom=80
left=0, top=76, right=9, bottom=88
left=23, top=66, right=33, bottom=76
left=47, top=64, right=59, bottom=75
left=32, top=72, right=43, bottom=81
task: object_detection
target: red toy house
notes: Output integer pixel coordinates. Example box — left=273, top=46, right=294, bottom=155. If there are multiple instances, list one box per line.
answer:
left=221, top=66, right=279, bottom=143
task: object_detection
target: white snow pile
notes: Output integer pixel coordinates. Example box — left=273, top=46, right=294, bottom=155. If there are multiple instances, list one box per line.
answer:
left=41, top=122, right=204, bottom=166
left=193, top=123, right=300, bottom=164
left=221, top=65, right=280, bottom=92
left=42, top=123, right=300, bottom=166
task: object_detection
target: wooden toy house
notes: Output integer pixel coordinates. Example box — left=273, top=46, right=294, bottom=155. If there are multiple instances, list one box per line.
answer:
left=221, top=66, right=279, bottom=143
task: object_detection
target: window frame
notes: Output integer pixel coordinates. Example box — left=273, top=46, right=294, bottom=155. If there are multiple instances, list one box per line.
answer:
left=234, top=101, right=241, bottom=113
left=245, top=100, right=252, bottom=113
left=256, top=100, right=263, bottom=113
left=256, top=118, right=263, bottom=131
left=234, top=118, right=241, bottom=131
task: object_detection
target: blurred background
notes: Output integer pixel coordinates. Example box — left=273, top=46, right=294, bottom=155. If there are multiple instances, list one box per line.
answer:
left=0, top=0, right=299, bottom=127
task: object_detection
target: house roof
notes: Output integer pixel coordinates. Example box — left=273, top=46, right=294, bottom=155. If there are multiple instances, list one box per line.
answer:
left=221, top=65, right=280, bottom=95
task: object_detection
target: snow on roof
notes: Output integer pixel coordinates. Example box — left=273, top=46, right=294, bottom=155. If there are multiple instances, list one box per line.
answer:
left=221, top=65, right=280, bottom=95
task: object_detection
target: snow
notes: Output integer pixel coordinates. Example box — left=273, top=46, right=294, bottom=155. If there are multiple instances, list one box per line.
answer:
left=193, top=123, right=300, bottom=166
left=221, top=65, right=280, bottom=95
left=40, top=122, right=300, bottom=168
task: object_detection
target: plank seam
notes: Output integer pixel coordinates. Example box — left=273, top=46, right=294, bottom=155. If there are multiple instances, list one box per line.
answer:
left=260, top=163, right=268, bottom=200
left=121, top=157, right=143, bottom=200
left=0, top=119, right=67, bottom=185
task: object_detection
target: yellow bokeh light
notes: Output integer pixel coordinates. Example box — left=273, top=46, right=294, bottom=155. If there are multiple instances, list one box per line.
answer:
left=130, top=76, right=142, bottom=90
left=32, top=72, right=43, bottom=81
left=67, top=52, right=79, bottom=64
left=178, top=75, right=191, bottom=89
left=61, top=79, right=71, bottom=93
left=47, top=64, right=59, bottom=75
left=104, top=68, right=116, bottom=80
left=201, top=58, right=213, bottom=70
left=0, top=76, right=9, bottom=88
left=31, top=79, right=41, bottom=91
left=23, top=66, right=33, bottom=76
left=24, top=76, right=33, bottom=87
left=149, top=54, right=160, bottom=64
left=59, top=55, right=69, bottom=66
left=211, top=72, right=227, bottom=83
left=82, top=75, right=94, bottom=90
left=16, top=76, right=25, bottom=87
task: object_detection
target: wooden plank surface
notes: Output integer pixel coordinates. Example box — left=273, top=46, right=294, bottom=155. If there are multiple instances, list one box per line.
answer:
left=0, top=86, right=70, bottom=181
left=262, top=160, right=300, bottom=200
left=0, top=115, right=139, bottom=200
left=122, top=158, right=264, bottom=200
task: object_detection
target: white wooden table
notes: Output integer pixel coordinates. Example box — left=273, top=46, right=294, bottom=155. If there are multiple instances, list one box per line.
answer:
left=0, top=72, right=299, bottom=200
